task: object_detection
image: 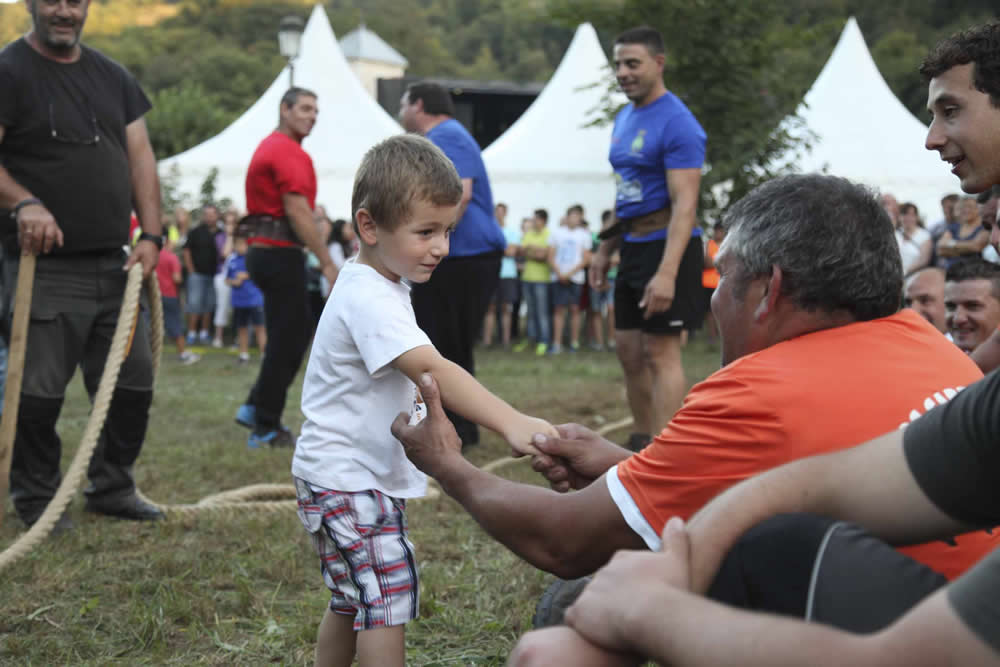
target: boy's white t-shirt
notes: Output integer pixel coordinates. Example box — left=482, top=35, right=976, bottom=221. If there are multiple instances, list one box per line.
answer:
left=550, top=226, right=592, bottom=285
left=293, top=259, right=431, bottom=498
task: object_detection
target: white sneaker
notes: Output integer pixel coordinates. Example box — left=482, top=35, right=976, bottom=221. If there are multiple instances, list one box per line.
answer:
left=238, top=353, right=250, bottom=364
left=212, top=338, right=223, bottom=348
left=179, top=351, right=201, bottom=365
left=198, top=330, right=211, bottom=343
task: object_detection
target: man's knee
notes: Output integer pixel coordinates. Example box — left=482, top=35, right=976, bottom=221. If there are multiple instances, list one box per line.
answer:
left=614, top=330, right=643, bottom=370
left=642, top=332, right=683, bottom=373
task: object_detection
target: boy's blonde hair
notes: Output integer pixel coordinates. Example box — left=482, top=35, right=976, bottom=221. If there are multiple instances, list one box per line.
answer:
left=352, top=134, right=463, bottom=231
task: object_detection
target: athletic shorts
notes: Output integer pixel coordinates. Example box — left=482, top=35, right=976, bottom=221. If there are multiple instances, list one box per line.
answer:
left=233, top=305, right=264, bottom=329
left=552, top=282, right=583, bottom=307
left=294, top=477, right=419, bottom=630
left=614, top=236, right=702, bottom=334
left=494, top=277, right=520, bottom=306
left=161, top=296, right=183, bottom=340
left=185, top=272, right=215, bottom=315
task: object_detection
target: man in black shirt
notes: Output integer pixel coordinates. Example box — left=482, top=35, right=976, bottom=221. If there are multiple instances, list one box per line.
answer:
left=182, top=204, right=221, bottom=344
left=0, top=0, right=164, bottom=529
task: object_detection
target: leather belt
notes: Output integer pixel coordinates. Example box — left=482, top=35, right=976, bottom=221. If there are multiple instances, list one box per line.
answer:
left=239, top=214, right=301, bottom=245
left=597, top=206, right=672, bottom=241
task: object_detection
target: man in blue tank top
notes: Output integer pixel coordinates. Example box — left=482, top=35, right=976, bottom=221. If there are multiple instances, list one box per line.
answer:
left=590, top=26, right=706, bottom=451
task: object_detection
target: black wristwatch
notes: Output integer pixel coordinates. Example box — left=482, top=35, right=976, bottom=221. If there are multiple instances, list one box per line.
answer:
left=137, top=232, right=164, bottom=250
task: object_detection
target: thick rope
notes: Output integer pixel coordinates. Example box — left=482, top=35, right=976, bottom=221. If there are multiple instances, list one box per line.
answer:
left=0, top=259, right=632, bottom=570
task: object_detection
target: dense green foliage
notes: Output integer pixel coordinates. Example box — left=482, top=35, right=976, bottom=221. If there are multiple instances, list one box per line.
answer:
left=0, top=0, right=996, bottom=210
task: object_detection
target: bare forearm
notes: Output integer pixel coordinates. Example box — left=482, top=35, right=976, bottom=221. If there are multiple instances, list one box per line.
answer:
left=0, top=165, right=35, bottom=209
left=431, top=455, right=619, bottom=576
left=630, top=585, right=875, bottom=667
left=657, top=205, right=697, bottom=276
left=285, top=197, right=334, bottom=269
left=130, top=147, right=162, bottom=236
left=425, top=357, right=520, bottom=436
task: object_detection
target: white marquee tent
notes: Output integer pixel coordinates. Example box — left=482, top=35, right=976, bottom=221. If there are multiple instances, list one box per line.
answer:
left=159, top=5, right=401, bottom=214
left=483, top=23, right=623, bottom=231
left=777, top=17, right=957, bottom=220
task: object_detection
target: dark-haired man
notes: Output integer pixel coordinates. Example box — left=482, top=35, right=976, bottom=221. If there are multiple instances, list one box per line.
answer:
left=944, top=257, right=1000, bottom=354
left=590, top=26, right=706, bottom=451
left=921, top=22, right=1000, bottom=373
left=0, top=0, right=165, bottom=527
left=398, top=81, right=505, bottom=447
left=393, top=176, right=996, bottom=631
left=236, top=87, right=338, bottom=448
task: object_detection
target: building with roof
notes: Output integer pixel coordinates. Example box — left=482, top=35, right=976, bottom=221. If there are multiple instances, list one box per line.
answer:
left=339, top=24, right=409, bottom=98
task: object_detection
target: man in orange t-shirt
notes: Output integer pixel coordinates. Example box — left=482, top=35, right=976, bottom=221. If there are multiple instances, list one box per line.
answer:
left=394, top=174, right=999, bottom=587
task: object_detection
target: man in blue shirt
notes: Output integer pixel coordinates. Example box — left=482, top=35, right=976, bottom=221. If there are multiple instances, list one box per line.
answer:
left=591, top=26, right=706, bottom=451
left=399, top=81, right=506, bottom=447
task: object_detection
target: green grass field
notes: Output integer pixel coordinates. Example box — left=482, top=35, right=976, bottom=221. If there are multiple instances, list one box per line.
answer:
left=0, top=339, right=720, bottom=665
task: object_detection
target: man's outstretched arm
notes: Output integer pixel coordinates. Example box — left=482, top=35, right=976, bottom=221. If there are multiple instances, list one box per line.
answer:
left=392, top=374, right=645, bottom=578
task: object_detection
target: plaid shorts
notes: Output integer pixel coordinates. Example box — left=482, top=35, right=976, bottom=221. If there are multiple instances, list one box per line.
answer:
left=294, top=477, right=419, bottom=630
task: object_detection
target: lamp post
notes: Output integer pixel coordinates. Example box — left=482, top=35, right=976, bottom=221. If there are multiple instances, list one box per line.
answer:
left=278, top=15, right=305, bottom=88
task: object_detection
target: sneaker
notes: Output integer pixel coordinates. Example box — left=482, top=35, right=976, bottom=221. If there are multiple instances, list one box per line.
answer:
left=212, top=338, right=223, bottom=349
left=513, top=340, right=530, bottom=353
left=238, top=353, right=250, bottom=364
left=179, top=351, right=201, bottom=365
left=534, top=342, right=548, bottom=356
left=248, top=429, right=295, bottom=449
left=549, top=343, right=563, bottom=355
left=588, top=342, right=604, bottom=352
left=185, top=332, right=196, bottom=345
left=198, top=330, right=211, bottom=343
left=569, top=342, right=580, bottom=353
left=532, top=577, right=592, bottom=628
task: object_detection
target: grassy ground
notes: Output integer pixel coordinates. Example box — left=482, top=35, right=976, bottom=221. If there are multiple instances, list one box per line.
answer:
left=0, top=338, right=720, bottom=665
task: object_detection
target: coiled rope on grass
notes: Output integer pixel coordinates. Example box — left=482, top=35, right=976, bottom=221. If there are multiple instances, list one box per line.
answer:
left=0, top=261, right=632, bottom=571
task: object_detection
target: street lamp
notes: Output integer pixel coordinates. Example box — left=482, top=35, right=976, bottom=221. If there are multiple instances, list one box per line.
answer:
left=278, top=15, right=305, bottom=87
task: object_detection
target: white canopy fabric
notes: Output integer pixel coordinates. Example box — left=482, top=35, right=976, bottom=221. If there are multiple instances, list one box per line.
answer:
left=777, top=17, right=958, bottom=221
left=159, top=5, right=401, bottom=215
left=483, top=23, right=624, bottom=231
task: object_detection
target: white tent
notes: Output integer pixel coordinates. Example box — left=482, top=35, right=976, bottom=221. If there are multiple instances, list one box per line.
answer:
left=483, top=23, right=623, bottom=231
left=159, top=5, right=401, bottom=215
left=778, top=17, right=957, bottom=220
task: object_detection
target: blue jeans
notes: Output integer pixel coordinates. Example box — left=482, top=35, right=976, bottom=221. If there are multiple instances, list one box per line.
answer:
left=522, top=281, right=551, bottom=344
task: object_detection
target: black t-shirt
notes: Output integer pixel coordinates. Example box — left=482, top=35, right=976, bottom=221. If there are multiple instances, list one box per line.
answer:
left=184, top=224, right=219, bottom=276
left=0, top=39, right=151, bottom=254
left=903, top=369, right=1000, bottom=653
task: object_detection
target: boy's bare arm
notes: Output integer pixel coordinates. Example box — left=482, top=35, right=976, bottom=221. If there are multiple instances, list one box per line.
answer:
left=393, top=345, right=552, bottom=455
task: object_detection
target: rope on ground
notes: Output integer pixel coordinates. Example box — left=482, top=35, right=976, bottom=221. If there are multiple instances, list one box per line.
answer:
left=0, top=259, right=629, bottom=571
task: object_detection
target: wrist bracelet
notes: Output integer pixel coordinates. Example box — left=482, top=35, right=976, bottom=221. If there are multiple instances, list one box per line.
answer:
left=10, top=197, right=42, bottom=221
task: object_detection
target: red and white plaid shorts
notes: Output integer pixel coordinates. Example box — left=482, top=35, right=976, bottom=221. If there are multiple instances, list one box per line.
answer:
left=294, top=477, right=419, bottom=630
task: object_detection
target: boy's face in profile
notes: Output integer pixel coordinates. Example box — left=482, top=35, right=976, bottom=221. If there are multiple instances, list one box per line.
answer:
left=235, top=237, right=249, bottom=255
left=360, top=198, right=458, bottom=283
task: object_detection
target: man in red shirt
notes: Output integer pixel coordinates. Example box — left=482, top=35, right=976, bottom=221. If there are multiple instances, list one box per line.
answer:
left=236, top=87, right=338, bottom=448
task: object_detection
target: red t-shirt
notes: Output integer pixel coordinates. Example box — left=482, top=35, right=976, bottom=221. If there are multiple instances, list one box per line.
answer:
left=155, top=248, right=180, bottom=298
left=611, top=309, right=998, bottom=580
left=244, top=130, right=316, bottom=247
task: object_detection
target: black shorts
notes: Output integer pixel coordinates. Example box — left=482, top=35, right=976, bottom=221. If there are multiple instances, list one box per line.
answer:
left=614, top=235, right=703, bottom=334
left=233, top=305, right=265, bottom=328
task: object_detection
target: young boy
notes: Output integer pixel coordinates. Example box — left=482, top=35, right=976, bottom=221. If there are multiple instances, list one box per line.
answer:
left=155, top=239, right=199, bottom=365
left=293, top=135, right=555, bottom=667
left=224, top=234, right=266, bottom=364
left=548, top=204, right=593, bottom=353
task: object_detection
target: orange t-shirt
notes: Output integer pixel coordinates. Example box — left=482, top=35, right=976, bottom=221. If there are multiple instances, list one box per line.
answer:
left=612, top=309, right=997, bottom=580
left=702, top=238, right=719, bottom=289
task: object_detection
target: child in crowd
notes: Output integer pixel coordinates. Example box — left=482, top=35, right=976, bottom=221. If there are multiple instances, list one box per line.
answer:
left=293, top=135, right=554, bottom=667
left=588, top=209, right=618, bottom=350
left=156, top=239, right=200, bottom=365
left=514, top=208, right=553, bottom=355
left=549, top=204, right=592, bottom=353
left=225, top=234, right=266, bottom=364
